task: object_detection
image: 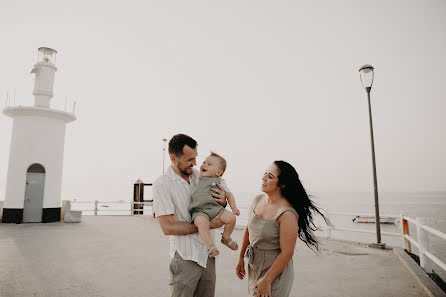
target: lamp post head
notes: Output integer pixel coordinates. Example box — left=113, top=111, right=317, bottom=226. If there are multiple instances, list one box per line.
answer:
left=359, top=64, right=374, bottom=93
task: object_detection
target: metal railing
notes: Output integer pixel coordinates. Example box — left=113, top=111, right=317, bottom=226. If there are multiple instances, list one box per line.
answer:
left=71, top=200, right=153, bottom=216
left=324, top=212, right=446, bottom=275
left=401, top=213, right=446, bottom=274
left=323, top=212, right=446, bottom=274
left=3, top=93, right=76, bottom=115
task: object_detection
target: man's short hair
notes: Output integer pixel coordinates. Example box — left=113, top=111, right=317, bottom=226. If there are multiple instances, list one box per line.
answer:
left=210, top=152, right=226, bottom=172
left=168, top=134, right=198, bottom=157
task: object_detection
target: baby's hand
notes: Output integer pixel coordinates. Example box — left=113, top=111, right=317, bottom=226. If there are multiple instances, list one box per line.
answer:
left=233, top=208, right=240, bottom=216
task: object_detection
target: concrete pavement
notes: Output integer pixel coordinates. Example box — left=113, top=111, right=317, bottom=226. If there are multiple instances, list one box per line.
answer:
left=0, top=216, right=428, bottom=297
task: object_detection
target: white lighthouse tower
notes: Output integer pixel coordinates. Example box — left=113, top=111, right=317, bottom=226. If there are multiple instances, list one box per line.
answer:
left=2, top=47, right=76, bottom=223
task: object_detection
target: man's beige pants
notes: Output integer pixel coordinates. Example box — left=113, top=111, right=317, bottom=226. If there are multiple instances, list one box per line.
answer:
left=169, top=252, right=216, bottom=297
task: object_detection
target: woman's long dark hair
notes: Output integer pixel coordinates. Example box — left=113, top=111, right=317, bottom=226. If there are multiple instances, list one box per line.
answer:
left=274, top=160, right=328, bottom=251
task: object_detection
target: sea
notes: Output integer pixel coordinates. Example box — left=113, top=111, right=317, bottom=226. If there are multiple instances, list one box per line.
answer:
left=72, top=191, right=446, bottom=279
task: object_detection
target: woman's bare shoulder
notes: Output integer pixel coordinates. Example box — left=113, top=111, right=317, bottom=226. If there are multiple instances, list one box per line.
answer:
left=277, top=203, right=299, bottom=224
left=277, top=211, right=298, bottom=228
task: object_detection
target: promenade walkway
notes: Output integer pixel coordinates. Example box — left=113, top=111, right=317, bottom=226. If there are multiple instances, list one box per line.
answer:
left=0, top=216, right=428, bottom=297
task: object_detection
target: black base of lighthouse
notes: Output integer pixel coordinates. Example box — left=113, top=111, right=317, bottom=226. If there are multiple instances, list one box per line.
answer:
left=42, top=208, right=61, bottom=223
left=1, top=208, right=61, bottom=223
left=2, top=208, right=23, bottom=224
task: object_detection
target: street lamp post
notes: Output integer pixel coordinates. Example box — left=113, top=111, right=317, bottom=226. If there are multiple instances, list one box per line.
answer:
left=359, top=64, right=384, bottom=248
left=162, top=138, right=167, bottom=173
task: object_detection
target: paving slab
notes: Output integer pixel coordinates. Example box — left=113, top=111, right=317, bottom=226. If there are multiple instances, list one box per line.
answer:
left=0, top=216, right=429, bottom=297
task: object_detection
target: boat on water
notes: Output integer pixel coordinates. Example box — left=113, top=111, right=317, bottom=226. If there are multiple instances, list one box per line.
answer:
left=352, top=216, right=397, bottom=224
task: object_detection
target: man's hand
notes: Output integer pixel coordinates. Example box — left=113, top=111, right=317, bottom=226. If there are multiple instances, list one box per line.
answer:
left=211, top=183, right=228, bottom=206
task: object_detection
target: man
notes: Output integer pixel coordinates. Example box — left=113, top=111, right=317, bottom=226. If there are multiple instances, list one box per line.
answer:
left=152, top=134, right=229, bottom=297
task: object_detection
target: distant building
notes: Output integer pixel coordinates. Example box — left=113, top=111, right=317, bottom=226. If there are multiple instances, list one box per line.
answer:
left=2, top=47, right=76, bottom=223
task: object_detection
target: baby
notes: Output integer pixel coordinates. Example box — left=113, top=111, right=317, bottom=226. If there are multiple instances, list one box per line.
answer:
left=189, top=152, right=240, bottom=257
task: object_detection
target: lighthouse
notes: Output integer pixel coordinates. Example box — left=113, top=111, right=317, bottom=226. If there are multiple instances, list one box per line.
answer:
left=2, top=47, right=76, bottom=224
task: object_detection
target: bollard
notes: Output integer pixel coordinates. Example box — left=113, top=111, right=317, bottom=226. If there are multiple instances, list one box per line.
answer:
left=94, top=200, right=98, bottom=216
left=416, top=218, right=433, bottom=273
left=400, top=212, right=411, bottom=253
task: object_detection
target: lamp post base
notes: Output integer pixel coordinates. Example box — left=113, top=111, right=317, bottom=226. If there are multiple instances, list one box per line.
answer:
left=368, top=243, right=387, bottom=249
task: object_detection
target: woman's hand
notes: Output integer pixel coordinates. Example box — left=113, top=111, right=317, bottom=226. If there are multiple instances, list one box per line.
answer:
left=254, top=277, right=272, bottom=297
left=235, top=258, right=246, bottom=280
left=210, top=183, right=227, bottom=205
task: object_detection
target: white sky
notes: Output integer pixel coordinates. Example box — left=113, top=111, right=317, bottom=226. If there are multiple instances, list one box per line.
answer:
left=1, top=0, right=445, bottom=203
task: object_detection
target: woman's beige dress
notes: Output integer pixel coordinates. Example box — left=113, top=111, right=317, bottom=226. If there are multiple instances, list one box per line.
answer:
left=245, top=195, right=298, bottom=297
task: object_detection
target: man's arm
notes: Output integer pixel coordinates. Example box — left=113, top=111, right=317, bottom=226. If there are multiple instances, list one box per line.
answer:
left=158, top=213, right=223, bottom=234
left=157, top=214, right=198, bottom=236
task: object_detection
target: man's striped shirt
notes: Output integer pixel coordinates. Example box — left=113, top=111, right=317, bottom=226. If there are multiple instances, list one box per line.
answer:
left=152, top=166, right=227, bottom=268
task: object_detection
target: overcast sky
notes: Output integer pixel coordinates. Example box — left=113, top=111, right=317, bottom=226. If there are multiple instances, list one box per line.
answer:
left=1, top=0, right=445, bottom=203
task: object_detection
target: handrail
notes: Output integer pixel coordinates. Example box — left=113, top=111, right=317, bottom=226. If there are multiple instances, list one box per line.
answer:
left=421, top=225, right=446, bottom=240
left=424, top=251, right=446, bottom=272
left=404, top=216, right=417, bottom=225
left=70, top=200, right=153, bottom=216
left=401, top=214, right=446, bottom=275
left=404, top=234, right=420, bottom=249
left=324, top=212, right=446, bottom=274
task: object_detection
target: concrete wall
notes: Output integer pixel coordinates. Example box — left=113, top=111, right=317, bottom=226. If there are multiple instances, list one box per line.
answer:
left=4, top=115, right=67, bottom=209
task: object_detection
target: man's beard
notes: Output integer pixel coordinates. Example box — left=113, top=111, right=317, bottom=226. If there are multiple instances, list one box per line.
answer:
left=179, top=166, right=192, bottom=176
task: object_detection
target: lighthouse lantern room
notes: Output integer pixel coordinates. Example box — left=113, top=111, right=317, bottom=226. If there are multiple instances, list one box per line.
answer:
left=2, top=47, right=76, bottom=224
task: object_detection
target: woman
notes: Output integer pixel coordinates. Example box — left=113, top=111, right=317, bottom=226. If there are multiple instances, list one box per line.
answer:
left=235, top=161, right=328, bottom=297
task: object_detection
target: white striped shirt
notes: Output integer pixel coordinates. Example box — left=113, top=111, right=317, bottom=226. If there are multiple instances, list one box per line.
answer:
left=152, top=166, right=228, bottom=268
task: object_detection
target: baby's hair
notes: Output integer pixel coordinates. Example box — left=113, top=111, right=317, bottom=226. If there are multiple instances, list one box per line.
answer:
left=209, top=152, right=226, bottom=173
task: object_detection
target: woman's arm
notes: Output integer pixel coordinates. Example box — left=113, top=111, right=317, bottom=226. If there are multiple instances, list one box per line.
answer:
left=236, top=226, right=250, bottom=279
left=255, top=211, right=298, bottom=295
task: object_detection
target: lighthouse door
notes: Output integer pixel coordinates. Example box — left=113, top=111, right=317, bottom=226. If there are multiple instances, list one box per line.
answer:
left=23, top=164, right=45, bottom=223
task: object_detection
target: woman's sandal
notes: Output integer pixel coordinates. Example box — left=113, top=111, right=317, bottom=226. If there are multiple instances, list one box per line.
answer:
left=208, top=245, right=220, bottom=257
left=221, top=235, right=238, bottom=250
